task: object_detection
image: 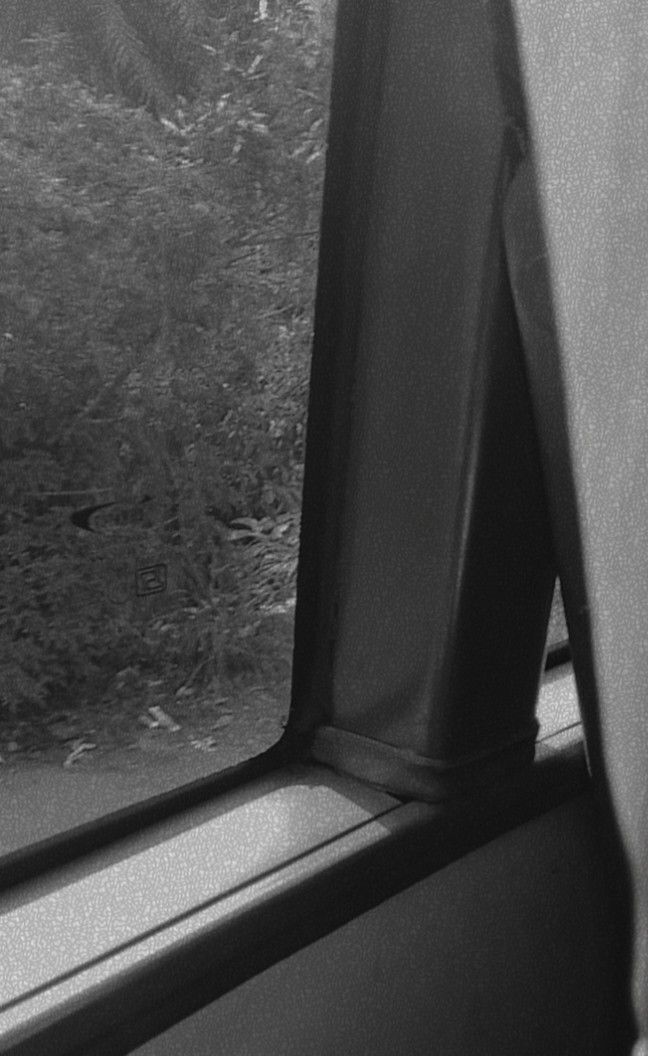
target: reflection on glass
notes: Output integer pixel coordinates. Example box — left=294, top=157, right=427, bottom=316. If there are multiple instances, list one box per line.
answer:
left=538, top=580, right=578, bottom=743
left=547, top=580, right=569, bottom=651
left=0, top=0, right=336, bottom=851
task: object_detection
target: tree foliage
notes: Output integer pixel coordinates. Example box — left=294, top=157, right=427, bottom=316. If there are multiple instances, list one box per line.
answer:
left=0, top=0, right=334, bottom=718
left=0, top=0, right=208, bottom=111
left=0, top=0, right=336, bottom=111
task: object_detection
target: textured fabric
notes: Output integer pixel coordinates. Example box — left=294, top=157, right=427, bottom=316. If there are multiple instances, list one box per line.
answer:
left=506, top=0, right=648, bottom=1038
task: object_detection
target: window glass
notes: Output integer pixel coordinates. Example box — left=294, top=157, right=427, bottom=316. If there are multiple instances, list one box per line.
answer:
left=547, top=580, right=568, bottom=651
left=0, top=0, right=336, bottom=852
left=537, top=580, right=578, bottom=743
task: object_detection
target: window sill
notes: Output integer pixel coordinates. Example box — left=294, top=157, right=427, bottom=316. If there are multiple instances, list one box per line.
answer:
left=0, top=765, right=397, bottom=1053
left=0, top=724, right=588, bottom=1056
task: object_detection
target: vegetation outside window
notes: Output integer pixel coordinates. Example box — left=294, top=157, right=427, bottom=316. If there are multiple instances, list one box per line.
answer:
left=0, top=0, right=336, bottom=854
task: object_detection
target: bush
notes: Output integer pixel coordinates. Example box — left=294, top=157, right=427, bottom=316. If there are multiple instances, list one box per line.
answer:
left=0, top=3, right=331, bottom=714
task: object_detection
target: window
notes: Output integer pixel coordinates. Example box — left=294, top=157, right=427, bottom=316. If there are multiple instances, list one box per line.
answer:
left=0, top=0, right=337, bottom=853
left=0, top=0, right=574, bottom=857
